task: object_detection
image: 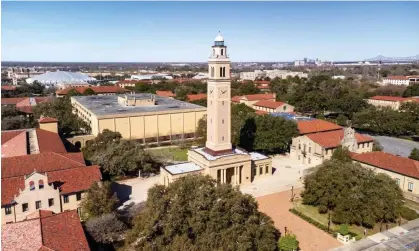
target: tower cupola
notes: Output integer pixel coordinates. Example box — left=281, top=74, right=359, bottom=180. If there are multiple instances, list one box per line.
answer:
left=214, top=31, right=224, bottom=46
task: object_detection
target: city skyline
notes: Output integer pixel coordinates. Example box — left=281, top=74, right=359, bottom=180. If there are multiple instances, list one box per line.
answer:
left=2, top=1, right=419, bottom=62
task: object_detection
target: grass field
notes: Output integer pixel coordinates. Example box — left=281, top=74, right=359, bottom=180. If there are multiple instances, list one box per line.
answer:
left=405, top=199, right=419, bottom=211
left=292, top=199, right=408, bottom=239
left=147, top=147, right=188, bottom=162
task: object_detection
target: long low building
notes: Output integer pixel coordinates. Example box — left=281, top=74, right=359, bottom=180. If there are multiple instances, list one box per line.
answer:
left=71, top=94, right=206, bottom=143
left=366, top=95, right=419, bottom=110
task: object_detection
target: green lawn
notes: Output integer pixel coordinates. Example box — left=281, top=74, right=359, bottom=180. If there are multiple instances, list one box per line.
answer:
left=146, top=147, right=188, bottom=162
left=292, top=199, right=408, bottom=239
left=405, top=199, right=419, bottom=211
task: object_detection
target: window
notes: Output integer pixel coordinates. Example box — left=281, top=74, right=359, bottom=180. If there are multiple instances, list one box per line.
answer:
left=220, top=67, right=223, bottom=77
left=5, top=206, right=12, bottom=215
left=298, top=155, right=300, bottom=160
left=222, top=101, right=224, bottom=105
left=35, top=201, right=41, bottom=209
left=64, top=195, right=69, bottom=203
left=221, top=49, right=224, bottom=56
left=222, top=136, right=224, bottom=141
left=38, top=180, right=44, bottom=189
left=283, top=106, right=287, bottom=111
left=211, top=67, right=214, bottom=77
left=298, top=144, right=301, bottom=150
left=29, top=181, right=35, bottom=191
left=265, top=165, right=269, bottom=174
left=48, top=198, right=54, bottom=207
left=22, top=203, right=28, bottom=212
left=259, top=167, right=263, bottom=175
left=408, top=182, right=414, bottom=192
left=308, top=158, right=311, bottom=164
left=395, top=178, right=400, bottom=186
left=309, top=147, right=311, bottom=153
left=223, top=67, right=226, bottom=77
left=222, top=119, right=224, bottom=124
left=76, top=192, right=82, bottom=201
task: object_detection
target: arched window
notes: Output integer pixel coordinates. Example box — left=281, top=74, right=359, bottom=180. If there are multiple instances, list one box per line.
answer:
left=211, top=67, right=214, bottom=77
left=221, top=49, right=224, bottom=56
left=220, top=67, right=223, bottom=77
left=222, top=67, right=226, bottom=77
left=39, top=180, right=44, bottom=189
left=29, top=181, right=35, bottom=191
left=213, top=49, right=215, bottom=56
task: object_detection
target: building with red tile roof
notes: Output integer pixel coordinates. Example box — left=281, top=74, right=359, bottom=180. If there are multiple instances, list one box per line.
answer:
left=290, top=127, right=374, bottom=166
left=297, top=119, right=343, bottom=135
left=253, top=100, right=294, bottom=113
left=255, top=110, right=268, bottom=115
left=1, top=128, right=66, bottom=158
left=352, top=151, right=419, bottom=199
left=230, top=93, right=276, bottom=109
left=2, top=210, right=90, bottom=251
left=187, top=93, right=207, bottom=101
left=56, top=86, right=129, bottom=97
left=367, top=95, right=419, bottom=110
left=156, top=90, right=175, bottom=98
left=383, top=75, right=419, bottom=85
left=1, top=85, right=17, bottom=91
left=2, top=96, right=52, bottom=114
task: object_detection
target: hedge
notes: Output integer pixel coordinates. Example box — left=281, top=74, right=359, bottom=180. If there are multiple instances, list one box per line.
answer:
left=289, top=208, right=334, bottom=235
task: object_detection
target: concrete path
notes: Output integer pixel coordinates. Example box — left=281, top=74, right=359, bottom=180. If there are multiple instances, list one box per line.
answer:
left=257, top=189, right=342, bottom=251
left=369, top=135, right=419, bottom=157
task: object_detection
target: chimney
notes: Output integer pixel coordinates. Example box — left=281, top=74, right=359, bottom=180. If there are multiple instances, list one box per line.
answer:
left=38, top=116, right=58, bottom=134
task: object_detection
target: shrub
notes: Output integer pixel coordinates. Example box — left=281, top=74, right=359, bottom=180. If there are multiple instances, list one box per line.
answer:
left=289, top=208, right=332, bottom=234
left=85, top=213, right=127, bottom=244
left=400, top=206, right=419, bottom=221
left=338, top=224, right=349, bottom=236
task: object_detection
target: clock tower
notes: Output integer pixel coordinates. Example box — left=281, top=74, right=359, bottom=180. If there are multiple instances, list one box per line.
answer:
left=205, top=32, right=232, bottom=155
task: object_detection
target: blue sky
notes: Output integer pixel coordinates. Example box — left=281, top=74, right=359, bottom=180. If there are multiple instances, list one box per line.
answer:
left=2, top=2, right=418, bottom=62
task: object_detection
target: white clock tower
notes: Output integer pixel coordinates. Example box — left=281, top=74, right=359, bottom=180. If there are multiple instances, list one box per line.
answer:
left=205, top=32, right=232, bottom=155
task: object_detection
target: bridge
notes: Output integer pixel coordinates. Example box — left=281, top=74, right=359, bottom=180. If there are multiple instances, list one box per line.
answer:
left=365, top=54, right=419, bottom=62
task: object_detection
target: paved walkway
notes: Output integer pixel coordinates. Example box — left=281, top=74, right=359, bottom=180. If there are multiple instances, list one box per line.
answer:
left=330, top=219, right=419, bottom=251
left=256, top=189, right=342, bottom=251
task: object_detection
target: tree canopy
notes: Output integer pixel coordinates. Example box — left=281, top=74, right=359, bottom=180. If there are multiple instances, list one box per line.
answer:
left=302, top=159, right=404, bottom=228
left=32, top=97, right=90, bottom=136
left=1, top=105, right=37, bottom=130
left=125, top=175, right=279, bottom=251
left=409, top=148, right=419, bottom=161
left=81, top=182, right=119, bottom=220
left=278, top=233, right=299, bottom=251
left=83, top=130, right=159, bottom=177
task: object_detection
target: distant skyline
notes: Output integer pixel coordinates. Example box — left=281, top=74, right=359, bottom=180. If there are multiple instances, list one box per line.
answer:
left=2, top=2, right=419, bottom=62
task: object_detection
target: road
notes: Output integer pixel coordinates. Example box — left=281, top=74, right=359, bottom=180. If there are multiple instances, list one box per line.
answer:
left=369, top=135, right=419, bottom=157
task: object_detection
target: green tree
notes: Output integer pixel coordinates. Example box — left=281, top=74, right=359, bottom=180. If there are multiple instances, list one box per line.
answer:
left=66, top=89, right=82, bottom=97
left=80, top=182, right=119, bottom=220
left=336, top=114, right=348, bottom=126
left=85, top=213, right=127, bottom=245
left=125, top=175, right=279, bottom=251
left=253, top=115, right=299, bottom=152
left=231, top=103, right=255, bottom=146
left=278, top=233, right=299, bottom=251
left=1, top=105, right=37, bottom=130
left=83, top=88, right=96, bottom=95
left=331, top=147, right=352, bottom=163
left=83, top=129, right=122, bottom=159
left=409, top=148, right=419, bottom=161
left=403, top=84, right=419, bottom=97
left=32, top=97, right=90, bottom=136
left=338, top=224, right=350, bottom=235
left=195, top=115, right=207, bottom=146
left=238, top=82, right=260, bottom=95
left=372, top=140, right=383, bottom=151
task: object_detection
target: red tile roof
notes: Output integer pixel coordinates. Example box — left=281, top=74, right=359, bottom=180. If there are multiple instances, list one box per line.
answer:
left=16, top=97, right=51, bottom=107
left=1, top=86, right=17, bottom=91
left=2, top=152, right=85, bottom=178
left=254, top=80, right=271, bottom=85
left=47, top=166, right=102, bottom=194
left=352, top=151, right=419, bottom=179
left=369, top=96, right=407, bottom=102
left=1, top=130, right=26, bottom=144
left=1, top=97, right=26, bottom=105
left=41, top=210, right=90, bottom=251
left=56, top=86, right=129, bottom=95
left=306, top=129, right=374, bottom=149
left=39, top=117, right=58, bottom=123
left=1, top=166, right=100, bottom=205
left=231, top=96, right=242, bottom=103
left=254, top=100, right=285, bottom=109
left=187, top=93, right=207, bottom=101
left=36, top=128, right=66, bottom=153
left=156, top=90, right=175, bottom=97
left=242, top=93, right=275, bottom=101
left=385, top=76, right=408, bottom=80
left=2, top=211, right=90, bottom=251
left=297, top=119, right=343, bottom=135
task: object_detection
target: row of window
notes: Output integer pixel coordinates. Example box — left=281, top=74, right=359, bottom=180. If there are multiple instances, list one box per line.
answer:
left=210, top=67, right=227, bottom=78
left=4, top=193, right=82, bottom=215
left=395, top=178, right=414, bottom=192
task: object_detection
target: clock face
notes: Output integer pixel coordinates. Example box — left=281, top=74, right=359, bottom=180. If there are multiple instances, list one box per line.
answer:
left=218, top=87, right=229, bottom=98
left=208, top=87, right=214, bottom=98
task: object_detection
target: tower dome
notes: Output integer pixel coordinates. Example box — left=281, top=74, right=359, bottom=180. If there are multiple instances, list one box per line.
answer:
left=215, top=31, right=224, bottom=42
